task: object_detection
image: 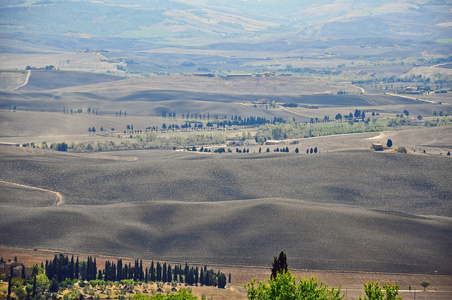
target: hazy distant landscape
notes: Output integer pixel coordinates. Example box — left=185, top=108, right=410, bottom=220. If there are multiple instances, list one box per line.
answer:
left=1, top=1, right=452, bottom=299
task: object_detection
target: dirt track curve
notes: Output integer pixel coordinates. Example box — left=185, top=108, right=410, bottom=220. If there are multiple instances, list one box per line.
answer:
left=0, top=180, right=64, bottom=205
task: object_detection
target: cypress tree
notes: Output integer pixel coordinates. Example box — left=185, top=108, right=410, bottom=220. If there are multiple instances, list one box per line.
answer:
left=117, top=259, right=122, bottom=281
left=93, top=258, right=97, bottom=281
left=134, top=259, right=138, bottom=281
left=112, top=263, right=116, bottom=282
left=184, top=263, right=189, bottom=281
left=271, top=251, right=288, bottom=279
left=150, top=261, right=155, bottom=282
left=167, top=264, right=172, bottom=283
left=156, top=262, right=161, bottom=282
left=86, top=256, right=91, bottom=281
left=69, top=256, right=74, bottom=280
left=75, top=257, right=79, bottom=279
left=162, top=262, right=167, bottom=283
left=139, top=259, right=143, bottom=281
left=104, top=261, right=109, bottom=281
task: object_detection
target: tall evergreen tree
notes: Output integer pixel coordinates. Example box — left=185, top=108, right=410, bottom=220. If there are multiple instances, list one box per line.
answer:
left=150, top=261, right=155, bottom=282
left=139, top=259, right=143, bottom=281
left=156, top=262, right=162, bottom=282
left=195, top=267, right=199, bottom=285
left=167, top=264, right=172, bottom=283
left=75, top=257, right=79, bottom=279
left=69, top=256, right=74, bottom=280
left=271, top=251, right=288, bottom=279
left=117, top=259, right=122, bottom=281
left=163, top=263, right=167, bottom=283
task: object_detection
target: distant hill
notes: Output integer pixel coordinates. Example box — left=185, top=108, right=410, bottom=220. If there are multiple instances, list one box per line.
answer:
left=1, top=0, right=450, bottom=41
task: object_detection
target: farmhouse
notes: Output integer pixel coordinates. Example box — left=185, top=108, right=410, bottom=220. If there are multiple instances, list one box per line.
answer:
left=265, top=140, right=281, bottom=145
left=372, top=142, right=384, bottom=151
left=254, top=99, right=270, bottom=105
left=0, top=260, right=24, bottom=278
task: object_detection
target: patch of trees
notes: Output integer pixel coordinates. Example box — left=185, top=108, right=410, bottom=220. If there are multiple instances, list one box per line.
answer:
left=98, top=258, right=229, bottom=288
left=116, top=110, right=126, bottom=117
left=40, top=254, right=230, bottom=290
left=281, top=103, right=298, bottom=107
left=45, top=254, right=96, bottom=282
left=215, top=116, right=286, bottom=128
left=63, top=108, right=98, bottom=114
left=273, top=147, right=290, bottom=153
left=25, top=65, right=55, bottom=70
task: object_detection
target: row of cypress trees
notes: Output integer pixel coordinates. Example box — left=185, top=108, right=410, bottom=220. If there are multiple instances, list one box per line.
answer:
left=44, top=254, right=229, bottom=288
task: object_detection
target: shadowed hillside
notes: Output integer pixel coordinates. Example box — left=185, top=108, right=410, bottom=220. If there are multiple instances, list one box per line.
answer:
left=1, top=150, right=450, bottom=216
left=0, top=197, right=451, bottom=275
left=0, top=149, right=451, bottom=275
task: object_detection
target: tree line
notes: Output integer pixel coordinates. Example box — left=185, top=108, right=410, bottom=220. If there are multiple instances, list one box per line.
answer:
left=43, top=254, right=229, bottom=288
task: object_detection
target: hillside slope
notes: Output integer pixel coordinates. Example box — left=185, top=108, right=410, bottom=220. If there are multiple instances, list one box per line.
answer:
left=0, top=196, right=450, bottom=275
left=0, top=149, right=451, bottom=274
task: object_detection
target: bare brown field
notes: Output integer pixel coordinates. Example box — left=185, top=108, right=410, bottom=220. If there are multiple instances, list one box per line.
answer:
left=1, top=246, right=451, bottom=300
left=1, top=145, right=451, bottom=277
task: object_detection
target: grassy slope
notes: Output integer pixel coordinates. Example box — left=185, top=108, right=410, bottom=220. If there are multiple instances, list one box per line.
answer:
left=0, top=149, right=451, bottom=275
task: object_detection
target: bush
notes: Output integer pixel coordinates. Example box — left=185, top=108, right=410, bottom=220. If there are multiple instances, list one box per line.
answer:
left=359, top=282, right=401, bottom=300
left=245, top=271, right=343, bottom=300
left=396, top=146, right=407, bottom=153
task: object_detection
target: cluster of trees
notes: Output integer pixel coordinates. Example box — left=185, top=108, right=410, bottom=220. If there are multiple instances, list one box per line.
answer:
left=432, top=110, right=451, bottom=117
left=25, top=65, right=55, bottom=70
left=214, top=116, right=286, bottom=128
left=108, top=260, right=229, bottom=288
left=281, top=103, right=298, bottom=107
left=115, top=110, right=127, bottom=117
left=63, top=108, right=85, bottom=114
left=41, top=255, right=229, bottom=289
left=45, top=254, right=97, bottom=282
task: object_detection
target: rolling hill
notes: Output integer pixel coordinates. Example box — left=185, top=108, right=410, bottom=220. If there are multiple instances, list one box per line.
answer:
left=0, top=149, right=451, bottom=274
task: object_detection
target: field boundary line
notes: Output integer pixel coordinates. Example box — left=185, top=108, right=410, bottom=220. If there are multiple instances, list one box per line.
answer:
left=385, top=92, right=436, bottom=104
left=0, top=180, right=64, bottom=205
left=14, top=70, right=31, bottom=90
